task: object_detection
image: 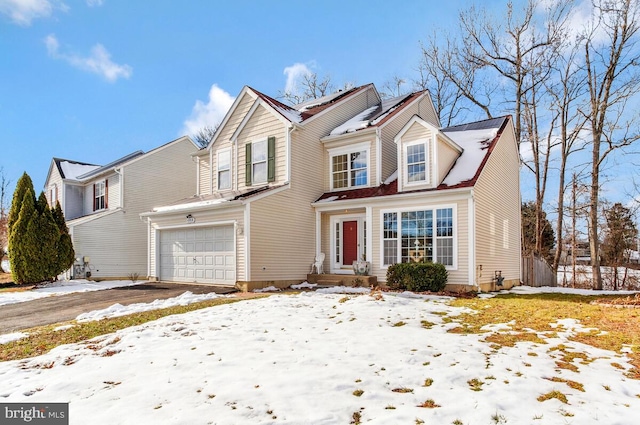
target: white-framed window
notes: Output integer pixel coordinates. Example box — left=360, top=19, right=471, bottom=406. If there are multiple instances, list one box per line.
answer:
left=217, top=148, right=231, bottom=190
left=329, top=142, right=370, bottom=190
left=404, top=139, right=429, bottom=185
left=245, top=136, right=275, bottom=186
left=93, top=180, right=107, bottom=211
left=381, top=206, right=455, bottom=268
left=49, top=184, right=58, bottom=206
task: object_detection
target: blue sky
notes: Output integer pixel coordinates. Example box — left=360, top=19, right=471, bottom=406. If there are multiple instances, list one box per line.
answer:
left=1, top=0, right=636, bottom=215
left=1, top=0, right=501, bottom=198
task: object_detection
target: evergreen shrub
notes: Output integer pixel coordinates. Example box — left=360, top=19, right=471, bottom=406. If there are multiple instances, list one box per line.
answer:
left=386, top=262, right=448, bottom=292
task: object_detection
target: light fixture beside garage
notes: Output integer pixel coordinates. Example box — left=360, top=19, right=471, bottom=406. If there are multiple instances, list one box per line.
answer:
left=186, top=214, right=195, bottom=224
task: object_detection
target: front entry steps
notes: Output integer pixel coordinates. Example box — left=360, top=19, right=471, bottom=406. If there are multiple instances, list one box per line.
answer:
left=306, top=273, right=378, bottom=288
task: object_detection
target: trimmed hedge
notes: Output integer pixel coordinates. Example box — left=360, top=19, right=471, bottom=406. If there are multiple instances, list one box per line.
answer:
left=386, top=262, right=448, bottom=292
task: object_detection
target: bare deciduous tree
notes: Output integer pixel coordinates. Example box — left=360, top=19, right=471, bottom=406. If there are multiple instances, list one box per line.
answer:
left=582, top=0, right=640, bottom=289
left=192, top=125, right=219, bottom=149
left=0, top=167, right=10, bottom=271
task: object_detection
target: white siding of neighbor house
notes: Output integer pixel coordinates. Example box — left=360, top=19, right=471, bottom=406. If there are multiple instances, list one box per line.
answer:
left=473, top=120, right=521, bottom=286
left=82, top=174, right=118, bottom=215
left=147, top=206, right=245, bottom=282
left=71, top=138, right=197, bottom=279
left=46, top=166, right=63, bottom=208
left=64, top=184, right=84, bottom=220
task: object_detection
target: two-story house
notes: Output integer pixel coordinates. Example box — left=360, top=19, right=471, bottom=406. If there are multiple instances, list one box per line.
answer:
left=44, top=136, right=198, bottom=279
left=141, top=84, right=521, bottom=292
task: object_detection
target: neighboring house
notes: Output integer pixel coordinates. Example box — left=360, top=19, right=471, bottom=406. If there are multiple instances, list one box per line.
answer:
left=141, top=84, right=521, bottom=292
left=44, top=136, right=198, bottom=279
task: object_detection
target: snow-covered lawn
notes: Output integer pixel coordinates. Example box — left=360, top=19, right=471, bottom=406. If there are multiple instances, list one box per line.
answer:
left=1, top=286, right=638, bottom=424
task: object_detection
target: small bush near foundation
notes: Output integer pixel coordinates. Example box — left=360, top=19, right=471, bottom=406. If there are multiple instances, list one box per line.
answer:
left=386, top=262, right=448, bottom=292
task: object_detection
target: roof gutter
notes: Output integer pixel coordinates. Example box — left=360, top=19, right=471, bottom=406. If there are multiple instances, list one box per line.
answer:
left=311, top=186, right=474, bottom=210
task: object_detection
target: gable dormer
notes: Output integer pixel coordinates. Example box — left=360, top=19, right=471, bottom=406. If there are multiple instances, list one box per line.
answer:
left=394, top=115, right=462, bottom=192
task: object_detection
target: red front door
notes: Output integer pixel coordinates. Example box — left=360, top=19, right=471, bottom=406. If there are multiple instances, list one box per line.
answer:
left=343, top=221, right=358, bottom=266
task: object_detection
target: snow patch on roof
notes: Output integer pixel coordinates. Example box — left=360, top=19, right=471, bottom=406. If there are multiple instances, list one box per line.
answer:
left=60, top=161, right=101, bottom=180
left=441, top=128, right=498, bottom=186
left=329, top=106, right=379, bottom=136
left=272, top=104, right=303, bottom=123
left=153, top=198, right=229, bottom=212
left=384, top=170, right=398, bottom=185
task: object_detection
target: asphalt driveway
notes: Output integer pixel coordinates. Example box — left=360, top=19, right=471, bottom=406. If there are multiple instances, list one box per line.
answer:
left=0, top=282, right=237, bottom=334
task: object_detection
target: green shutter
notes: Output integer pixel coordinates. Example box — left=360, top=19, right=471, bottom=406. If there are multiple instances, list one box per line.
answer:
left=245, top=142, right=252, bottom=185
left=267, top=136, right=276, bottom=182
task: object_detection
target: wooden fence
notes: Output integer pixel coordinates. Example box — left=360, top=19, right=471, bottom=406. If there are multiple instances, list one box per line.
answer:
left=522, top=254, right=557, bottom=287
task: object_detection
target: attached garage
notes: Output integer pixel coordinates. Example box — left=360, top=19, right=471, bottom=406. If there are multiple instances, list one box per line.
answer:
left=159, top=225, right=236, bottom=285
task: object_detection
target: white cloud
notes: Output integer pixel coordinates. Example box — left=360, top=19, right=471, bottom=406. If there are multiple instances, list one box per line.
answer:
left=44, top=34, right=132, bottom=82
left=283, top=62, right=313, bottom=96
left=86, top=0, right=103, bottom=6
left=181, top=84, right=235, bottom=138
left=0, top=0, right=57, bottom=26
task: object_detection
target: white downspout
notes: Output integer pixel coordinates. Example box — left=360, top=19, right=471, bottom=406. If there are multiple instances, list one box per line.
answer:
left=376, top=128, right=382, bottom=184
left=468, top=190, right=478, bottom=291
left=286, top=124, right=294, bottom=184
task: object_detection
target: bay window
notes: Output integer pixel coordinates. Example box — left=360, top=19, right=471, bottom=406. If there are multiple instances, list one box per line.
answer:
left=382, top=207, right=455, bottom=267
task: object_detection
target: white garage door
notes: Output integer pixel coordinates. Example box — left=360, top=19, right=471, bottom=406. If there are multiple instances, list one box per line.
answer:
left=160, top=226, right=236, bottom=285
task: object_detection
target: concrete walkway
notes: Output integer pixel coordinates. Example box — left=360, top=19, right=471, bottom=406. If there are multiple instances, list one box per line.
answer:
left=0, top=282, right=237, bottom=334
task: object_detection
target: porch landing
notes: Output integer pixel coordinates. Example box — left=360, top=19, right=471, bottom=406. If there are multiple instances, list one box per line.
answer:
left=306, top=273, right=378, bottom=288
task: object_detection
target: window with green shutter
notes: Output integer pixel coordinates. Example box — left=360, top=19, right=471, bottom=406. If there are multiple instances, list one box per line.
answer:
left=245, top=137, right=276, bottom=185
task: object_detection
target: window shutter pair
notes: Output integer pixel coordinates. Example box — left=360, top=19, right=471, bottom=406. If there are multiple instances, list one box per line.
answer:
left=245, top=136, right=276, bottom=185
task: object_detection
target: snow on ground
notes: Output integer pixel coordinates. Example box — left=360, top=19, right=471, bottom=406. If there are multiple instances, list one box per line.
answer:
left=1, top=287, right=638, bottom=424
left=0, top=279, right=144, bottom=306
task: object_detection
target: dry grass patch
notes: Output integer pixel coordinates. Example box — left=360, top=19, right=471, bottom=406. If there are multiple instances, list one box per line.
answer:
left=0, top=297, right=253, bottom=362
left=543, top=376, right=585, bottom=392
left=537, top=390, right=569, bottom=404
left=449, top=293, right=640, bottom=378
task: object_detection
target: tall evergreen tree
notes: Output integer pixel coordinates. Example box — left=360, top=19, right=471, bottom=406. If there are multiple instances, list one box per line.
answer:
left=36, top=192, right=59, bottom=280
left=8, top=186, right=41, bottom=284
left=8, top=173, right=35, bottom=230
left=602, top=203, right=637, bottom=290
left=52, top=201, right=75, bottom=276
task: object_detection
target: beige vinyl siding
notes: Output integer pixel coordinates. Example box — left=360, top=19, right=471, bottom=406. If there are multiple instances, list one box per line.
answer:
left=204, top=93, right=255, bottom=195
left=246, top=88, right=385, bottom=282
left=236, top=105, right=286, bottom=191
left=249, top=190, right=314, bottom=281
left=198, top=155, right=211, bottom=195
left=473, top=124, right=521, bottom=285
left=365, top=196, right=470, bottom=285
left=147, top=207, right=245, bottom=282
left=436, top=136, right=461, bottom=184
left=397, top=122, right=434, bottom=191
left=323, top=132, right=377, bottom=192
left=379, top=95, right=438, bottom=183
left=416, top=96, right=440, bottom=127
